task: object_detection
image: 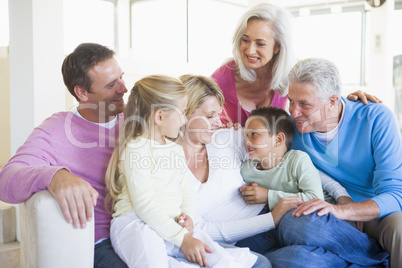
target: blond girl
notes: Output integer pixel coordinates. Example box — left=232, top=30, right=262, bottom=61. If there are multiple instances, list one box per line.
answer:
left=105, top=75, right=256, bottom=267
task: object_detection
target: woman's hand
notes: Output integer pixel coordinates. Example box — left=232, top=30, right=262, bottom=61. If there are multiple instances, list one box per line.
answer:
left=221, top=122, right=242, bottom=130
left=347, top=90, right=382, bottom=105
left=239, top=182, right=268, bottom=204
left=180, top=234, right=212, bottom=267
left=177, top=213, right=194, bottom=234
left=271, top=197, right=303, bottom=227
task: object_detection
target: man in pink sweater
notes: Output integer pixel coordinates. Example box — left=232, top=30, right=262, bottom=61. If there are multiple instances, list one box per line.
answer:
left=0, top=43, right=128, bottom=267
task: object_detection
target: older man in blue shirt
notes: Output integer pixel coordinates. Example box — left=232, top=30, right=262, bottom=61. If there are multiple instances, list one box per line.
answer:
left=271, top=58, right=401, bottom=268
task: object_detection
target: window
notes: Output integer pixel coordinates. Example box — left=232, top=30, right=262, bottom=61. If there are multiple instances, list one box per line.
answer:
left=129, top=0, right=246, bottom=76
left=130, top=0, right=187, bottom=63
left=0, top=0, right=9, bottom=48
left=393, top=9, right=402, bottom=133
left=292, top=8, right=364, bottom=87
left=63, top=0, right=116, bottom=54
left=187, top=0, right=246, bottom=74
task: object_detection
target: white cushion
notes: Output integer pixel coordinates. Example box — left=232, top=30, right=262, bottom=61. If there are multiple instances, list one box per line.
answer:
left=20, top=190, right=94, bottom=268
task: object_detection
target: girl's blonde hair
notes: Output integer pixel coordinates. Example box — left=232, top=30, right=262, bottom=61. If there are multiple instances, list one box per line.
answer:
left=179, top=74, right=225, bottom=116
left=105, top=75, right=187, bottom=213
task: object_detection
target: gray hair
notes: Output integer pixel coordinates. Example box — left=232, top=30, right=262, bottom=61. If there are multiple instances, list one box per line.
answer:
left=288, top=58, right=342, bottom=100
left=232, top=2, right=295, bottom=96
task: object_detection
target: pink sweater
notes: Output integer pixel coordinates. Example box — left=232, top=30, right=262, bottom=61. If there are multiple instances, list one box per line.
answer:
left=0, top=112, right=122, bottom=242
left=212, top=60, right=288, bottom=126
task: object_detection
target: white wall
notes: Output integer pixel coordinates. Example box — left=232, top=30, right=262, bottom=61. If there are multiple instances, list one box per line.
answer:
left=0, top=49, right=10, bottom=168
left=367, top=1, right=395, bottom=110
left=8, top=0, right=65, bottom=155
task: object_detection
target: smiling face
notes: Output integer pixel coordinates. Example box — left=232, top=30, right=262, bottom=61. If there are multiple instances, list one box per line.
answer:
left=160, top=95, right=188, bottom=139
left=288, top=82, right=333, bottom=134
left=244, top=117, right=276, bottom=161
left=184, top=96, right=222, bottom=146
left=80, top=57, right=128, bottom=122
left=240, top=19, right=279, bottom=71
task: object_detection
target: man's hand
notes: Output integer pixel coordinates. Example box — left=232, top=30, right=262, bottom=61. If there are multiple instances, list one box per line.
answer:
left=49, top=169, right=98, bottom=229
left=271, top=197, right=303, bottom=227
left=181, top=234, right=212, bottom=267
left=293, top=198, right=380, bottom=223
left=336, top=196, right=354, bottom=205
left=239, top=182, right=268, bottom=204
left=335, top=196, right=363, bottom=231
left=347, top=90, right=382, bottom=105
left=177, top=213, right=194, bottom=234
left=292, top=198, right=344, bottom=219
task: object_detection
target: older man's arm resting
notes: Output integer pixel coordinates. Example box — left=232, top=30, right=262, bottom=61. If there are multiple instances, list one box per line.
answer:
left=292, top=198, right=380, bottom=221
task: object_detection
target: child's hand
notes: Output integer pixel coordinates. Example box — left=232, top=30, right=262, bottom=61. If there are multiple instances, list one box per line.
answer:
left=177, top=213, right=194, bottom=234
left=271, top=196, right=303, bottom=227
left=239, top=182, right=268, bottom=204
left=181, top=234, right=212, bottom=267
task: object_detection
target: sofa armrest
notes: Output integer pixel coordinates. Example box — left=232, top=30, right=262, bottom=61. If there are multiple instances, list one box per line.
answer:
left=20, top=190, right=94, bottom=268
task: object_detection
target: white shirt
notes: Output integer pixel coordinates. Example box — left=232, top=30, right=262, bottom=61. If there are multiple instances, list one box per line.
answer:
left=189, top=129, right=275, bottom=244
left=314, top=99, right=346, bottom=145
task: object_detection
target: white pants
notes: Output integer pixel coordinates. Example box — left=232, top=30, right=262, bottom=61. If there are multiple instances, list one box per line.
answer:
left=111, top=210, right=257, bottom=268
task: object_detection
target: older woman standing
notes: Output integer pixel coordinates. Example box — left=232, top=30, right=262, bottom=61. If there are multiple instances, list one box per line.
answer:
left=212, top=3, right=380, bottom=126
left=212, top=3, right=294, bottom=126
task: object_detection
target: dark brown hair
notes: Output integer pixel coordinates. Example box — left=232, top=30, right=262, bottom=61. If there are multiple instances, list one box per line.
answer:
left=248, top=106, right=294, bottom=150
left=61, top=43, right=115, bottom=101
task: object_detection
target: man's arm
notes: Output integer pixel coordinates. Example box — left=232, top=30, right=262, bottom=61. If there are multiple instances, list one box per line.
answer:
left=294, top=104, right=402, bottom=220
left=0, top=118, right=97, bottom=228
left=292, top=198, right=380, bottom=222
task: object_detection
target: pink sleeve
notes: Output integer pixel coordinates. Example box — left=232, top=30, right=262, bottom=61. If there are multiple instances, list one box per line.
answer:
left=0, top=119, right=69, bottom=203
left=212, top=61, right=245, bottom=125
left=271, top=92, right=288, bottom=110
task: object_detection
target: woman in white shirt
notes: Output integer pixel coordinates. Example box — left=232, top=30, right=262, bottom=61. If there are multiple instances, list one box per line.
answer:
left=177, top=75, right=302, bottom=247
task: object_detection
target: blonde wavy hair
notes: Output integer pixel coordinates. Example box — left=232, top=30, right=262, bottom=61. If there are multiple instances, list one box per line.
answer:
left=105, top=75, right=187, bottom=213
left=179, top=74, right=225, bottom=116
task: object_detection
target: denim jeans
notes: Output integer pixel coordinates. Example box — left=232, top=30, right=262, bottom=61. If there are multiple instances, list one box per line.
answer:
left=265, top=210, right=389, bottom=268
left=94, top=239, right=128, bottom=268
left=235, top=204, right=279, bottom=255
left=235, top=229, right=279, bottom=255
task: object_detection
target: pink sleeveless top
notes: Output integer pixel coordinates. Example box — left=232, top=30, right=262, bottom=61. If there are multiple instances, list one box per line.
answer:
left=212, top=60, right=288, bottom=126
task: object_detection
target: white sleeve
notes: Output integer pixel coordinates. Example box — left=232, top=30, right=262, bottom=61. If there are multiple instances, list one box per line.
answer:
left=319, top=171, right=351, bottom=200
left=194, top=212, right=274, bottom=244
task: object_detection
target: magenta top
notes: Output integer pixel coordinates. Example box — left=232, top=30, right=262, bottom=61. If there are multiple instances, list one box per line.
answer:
left=212, top=60, right=288, bottom=126
left=0, top=111, right=123, bottom=242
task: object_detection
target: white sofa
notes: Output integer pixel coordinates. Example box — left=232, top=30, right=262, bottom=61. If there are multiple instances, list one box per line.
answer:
left=20, top=190, right=94, bottom=268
